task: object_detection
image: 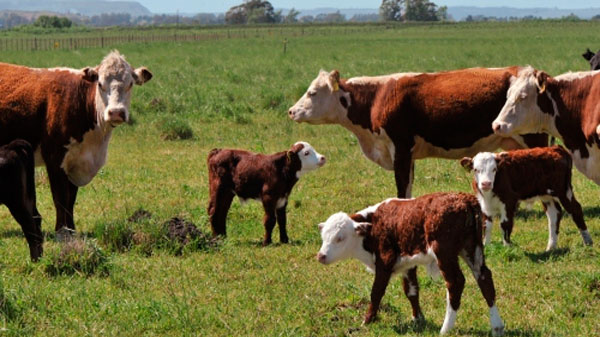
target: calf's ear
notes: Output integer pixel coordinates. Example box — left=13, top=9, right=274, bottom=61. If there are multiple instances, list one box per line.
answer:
left=354, top=222, right=372, bottom=236
left=583, top=49, right=594, bottom=61
left=82, top=67, right=98, bottom=82
left=318, top=222, right=325, bottom=233
left=460, top=157, right=473, bottom=171
left=134, top=67, right=153, bottom=85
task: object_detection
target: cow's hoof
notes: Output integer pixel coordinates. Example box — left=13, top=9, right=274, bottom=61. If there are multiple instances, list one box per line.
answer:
left=492, top=325, right=505, bottom=337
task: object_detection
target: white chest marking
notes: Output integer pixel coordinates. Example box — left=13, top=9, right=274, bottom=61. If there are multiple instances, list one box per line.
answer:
left=349, top=126, right=395, bottom=170
left=60, top=126, right=112, bottom=187
left=476, top=192, right=507, bottom=222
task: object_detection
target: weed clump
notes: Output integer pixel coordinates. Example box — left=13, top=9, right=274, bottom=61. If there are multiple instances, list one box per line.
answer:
left=42, top=238, right=111, bottom=277
left=163, top=217, right=221, bottom=255
left=159, top=117, right=194, bottom=140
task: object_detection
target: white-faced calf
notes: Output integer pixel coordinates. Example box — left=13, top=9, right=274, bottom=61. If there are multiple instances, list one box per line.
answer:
left=317, top=193, right=504, bottom=336
left=0, top=139, right=43, bottom=261
left=207, top=141, right=325, bottom=246
left=461, top=146, right=593, bottom=251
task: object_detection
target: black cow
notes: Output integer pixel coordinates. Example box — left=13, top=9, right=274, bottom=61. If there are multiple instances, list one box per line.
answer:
left=0, top=139, right=43, bottom=261
left=582, top=48, right=600, bottom=70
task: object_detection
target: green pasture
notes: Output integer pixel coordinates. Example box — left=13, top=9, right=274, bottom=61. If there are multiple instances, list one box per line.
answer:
left=1, top=21, right=599, bottom=336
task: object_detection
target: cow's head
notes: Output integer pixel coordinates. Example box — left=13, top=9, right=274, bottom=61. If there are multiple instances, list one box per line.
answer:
left=288, top=70, right=351, bottom=124
left=289, top=141, right=326, bottom=178
left=316, top=212, right=371, bottom=265
left=460, top=152, right=499, bottom=193
left=492, top=67, right=551, bottom=136
left=583, top=48, right=600, bottom=70
left=82, top=50, right=152, bottom=127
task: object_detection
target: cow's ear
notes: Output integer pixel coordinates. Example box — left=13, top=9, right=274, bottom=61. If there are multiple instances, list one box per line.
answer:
left=536, top=71, right=549, bottom=94
left=354, top=222, right=372, bottom=236
left=329, top=70, right=340, bottom=92
left=460, top=157, right=473, bottom=171
left=583, top=49, right=594, bottom=61
left=495, top=152, right=508, bottom=163
left=82, top=67, right=98, bottom=82
left=133, top=67, right=153, bottom=85
left=318, top=222, right=325, bottom=233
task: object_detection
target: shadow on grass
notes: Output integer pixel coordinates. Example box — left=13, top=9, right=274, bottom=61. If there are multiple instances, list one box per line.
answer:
left=583, top=206, right=600, bottom=219
left=524, top=247, right=570, bottom=263
left=1, top=228, right=95, bottom=240
left=456, top=327, right=542, bottom=337
left=393, top=317, right=439, bottom=334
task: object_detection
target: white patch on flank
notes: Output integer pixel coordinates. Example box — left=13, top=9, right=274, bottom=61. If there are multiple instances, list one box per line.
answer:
left=60, top=126, right=112, bottom=187
left=554, top=69, right=600, bottom=81
left=545, top=202, right=560, bottom=251
left=392, top=250, right=437, bottom=277
left=276, top=197, right=287, bottom=209
left=440, top=290, right=458, bottom=335
left=346, top=72, right=421, bottom=85
left=355, top=198, right=403, bottom=219
left=489, top=305, right=505, bottom=337
left=425, top=247, right=441, bottom=279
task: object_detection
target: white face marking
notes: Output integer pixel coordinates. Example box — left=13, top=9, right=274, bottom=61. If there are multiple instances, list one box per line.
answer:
left=288, top=70, right=350, bottom=124
left=471, top=152, right=497, bottom=192
left=295, top=141, right=326, bottom=178
left=440, top=290, right=458, bottom=335
left=489, top=305, right=504, bottom=337
left=493, top=67, right=548, bottom=135
left=317, top=212, right=373, bottom=270
left=60, top=127, right=112, bottom=186
left=571, top=145, right=600, bottom=184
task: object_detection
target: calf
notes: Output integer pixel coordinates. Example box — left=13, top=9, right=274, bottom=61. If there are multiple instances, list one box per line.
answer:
left=207, top=141, right=326, bottom=245
left=582, top=48, right=600, bottom=70
left=460, top=146, right=593, bottom=251
left=0, top=140, right=43, bottom=261
left=317, top=193, right=504, bottom=336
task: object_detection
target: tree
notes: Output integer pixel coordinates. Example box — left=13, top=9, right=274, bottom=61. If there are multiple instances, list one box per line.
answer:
left=405, top=0, right=438, bottom=21
left=284, top=8, right=300, bottom=23
left=225, top=0, right=278, bottom=24
left=436, top=5, right=448, bottom=21
left=380, top=0, right=403, bottom=21
left=34, top=15, right=73, bottom=28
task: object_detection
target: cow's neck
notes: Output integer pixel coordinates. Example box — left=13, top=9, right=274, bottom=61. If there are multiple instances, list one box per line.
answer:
left=339, top=80, right=379, bottom=131
left=355, top=237, right=376, bottom=273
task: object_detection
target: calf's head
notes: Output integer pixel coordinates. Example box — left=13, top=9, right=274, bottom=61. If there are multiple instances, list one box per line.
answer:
left=82, top=50, right=153, bottom=127
left=290, top=141, right=326, bottom=177
left=317, top=212, right=371, bottom=265
left=492, top=67, right=550, bottom=136
left=288, top=70, right=351, bottom=124
left=460, top=152, right=498, bottom=193
left=583, top=48, right=600, bottom=70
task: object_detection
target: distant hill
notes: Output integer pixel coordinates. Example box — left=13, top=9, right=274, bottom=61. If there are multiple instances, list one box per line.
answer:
left=0, top=0, right=151, bottom=17
left=448, top=6, right=600, bottom=21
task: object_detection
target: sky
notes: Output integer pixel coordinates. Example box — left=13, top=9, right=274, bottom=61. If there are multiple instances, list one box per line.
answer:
left=133, top=1, right=599, bottom=14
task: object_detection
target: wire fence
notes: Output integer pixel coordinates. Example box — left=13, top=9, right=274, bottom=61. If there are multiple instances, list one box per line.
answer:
left=0, top=25, right=389, bottom=51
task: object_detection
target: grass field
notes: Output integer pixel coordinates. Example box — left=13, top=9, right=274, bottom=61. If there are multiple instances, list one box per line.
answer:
left=1, top=21, right=600, bottom=336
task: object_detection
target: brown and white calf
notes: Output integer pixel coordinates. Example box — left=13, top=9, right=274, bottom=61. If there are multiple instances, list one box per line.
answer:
left=207, top=142, right=326, bottom=245
left=317, top=193, right=504, bottom=336
left=492, top=66, right=600, bottom=185
left=0, top=51, right=152, bottom=232
left=461, top=146, right=593, bottom=251
left=288, top=69, right=547, bottom=198
left=0, top=139, right=43, bottom=261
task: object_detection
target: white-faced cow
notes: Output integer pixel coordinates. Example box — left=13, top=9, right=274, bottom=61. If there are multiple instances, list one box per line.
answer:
left=207, top=142, right=326, bottom=246
left=288, top=69, right=547, bottom=198
left=582, top=48, right=600, bottom=70
left=317, top=193, right=504, bottom=336
left=0, top=139, right=43, bottom=261
left=492, top=66, right=600, bottom=184
left=460, top=146, right=592, bottom=250
left=0, top=51, right=152, bottom=232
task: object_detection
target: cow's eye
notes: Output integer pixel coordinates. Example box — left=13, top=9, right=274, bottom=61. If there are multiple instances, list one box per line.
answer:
left=304, top=151, right=310, bottom=156
left=98, top=82, right=104, bottom=91
left=307, top=91, right=316, bottom=97
left=474, top=169, right=478, bottom=173
left=335, top=236, right=344, bottom=243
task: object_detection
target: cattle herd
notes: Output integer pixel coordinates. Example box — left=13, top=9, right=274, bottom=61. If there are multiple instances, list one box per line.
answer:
left=1, top=49, right=600, bottom=335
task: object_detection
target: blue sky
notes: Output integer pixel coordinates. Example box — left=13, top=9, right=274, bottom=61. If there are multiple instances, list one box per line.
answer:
left=135, top=1, right=597, bottom=14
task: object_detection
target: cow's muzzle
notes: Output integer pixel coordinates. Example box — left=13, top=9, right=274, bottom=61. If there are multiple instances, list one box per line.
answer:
left=108, top=108, right=128, bottom=126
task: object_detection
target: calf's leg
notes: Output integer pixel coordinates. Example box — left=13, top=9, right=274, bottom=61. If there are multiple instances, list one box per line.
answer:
left=261, top=199, right=277, bottom=246
left=6, top=199, right=43, bottom=261
left=499, top=203, right=516, bottom=246
left=542, top=200, right=562, bottom=251
left=364, top=266, right=392, bottom=324
left=275, top=202, right=289, bottom=244
left=558, top=191, right=593, bottom=246
left=437, top=256, right=465, bottom=335
left=482, top=213, right=494, bottom=245
left=207, top=183, right=234, bottom=236
left=402, top=267, right=424, bottom=322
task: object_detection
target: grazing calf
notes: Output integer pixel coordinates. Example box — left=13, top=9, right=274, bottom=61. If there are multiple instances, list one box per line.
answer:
left=0, top=140, right=43, bottom=261
left=461, top=146, right=593, bottom=251
left=317, top=193, right=504, bottom=336
left=207, top=141, right=326, bottom=245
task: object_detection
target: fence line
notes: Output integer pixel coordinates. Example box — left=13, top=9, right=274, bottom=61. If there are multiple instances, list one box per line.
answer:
left=0, top=25, right=385, bottom=51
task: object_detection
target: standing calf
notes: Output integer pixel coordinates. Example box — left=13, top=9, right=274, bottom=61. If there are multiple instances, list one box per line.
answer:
left=0, top=139, right=43, bottom=261
left=207, top=141, right=326, bottom=245
left=317, top=193, right=504, bottom=336
left=461, top=146, right=593, bottom=251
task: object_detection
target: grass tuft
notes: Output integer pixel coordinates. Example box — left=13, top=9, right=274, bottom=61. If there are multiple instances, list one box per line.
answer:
left=158, top=117, right=194, bottom=140
left=41, top=238, right=111, bottom=277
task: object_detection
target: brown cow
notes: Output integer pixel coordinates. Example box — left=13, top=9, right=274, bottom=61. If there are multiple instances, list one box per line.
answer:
left=492, top=67, right=600, bottom=185
left=288, top=69, right=547, bottom=198
left=0, top=51, right=152, bottom=233
left=317, top=193, right=504, bottom=336
left=207, top=141, right=326, bottom=245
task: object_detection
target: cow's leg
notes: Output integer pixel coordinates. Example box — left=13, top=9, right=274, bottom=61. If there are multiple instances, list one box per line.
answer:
left=275, top=202, right=289, bottom=244
left=542, top=200, right=562, bottom=251
left=393, top=147, right=414, bottom=198
left=261, top=199, right=277, bottom=246
left=499, top=203, right=516, bottom=246
left=364, top=266, right=392, bottom=324
left=46, top=167, right=78, bottom=232
left=207, top=181, right=234, bottom=237
left=460, top=247, right=504, bottom=336
left=437, top=256, right=465, bottom=335
left=558, top=190, right=593, bottom=246
left=5, top=197, right=43, bottom=261
left=402, top=267, right=424, bottom=322
left=482, top=213, right=494, bottom=245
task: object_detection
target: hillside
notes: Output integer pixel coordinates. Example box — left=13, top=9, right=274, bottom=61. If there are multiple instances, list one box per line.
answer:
left=0, top=0, right=151, bottom=17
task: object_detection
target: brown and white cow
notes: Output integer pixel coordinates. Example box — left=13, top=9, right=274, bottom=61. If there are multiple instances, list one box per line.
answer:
left=0, top=51, right=152, bottom=232
left=317, top=193, right=504, bottom=336
left=492, top=67, right=600, bottom=184
left=460, top=146, right=592, bottom=250
left=207, top=141, right=326, bottom=245
left=288, top=69, right=547, bottom=198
